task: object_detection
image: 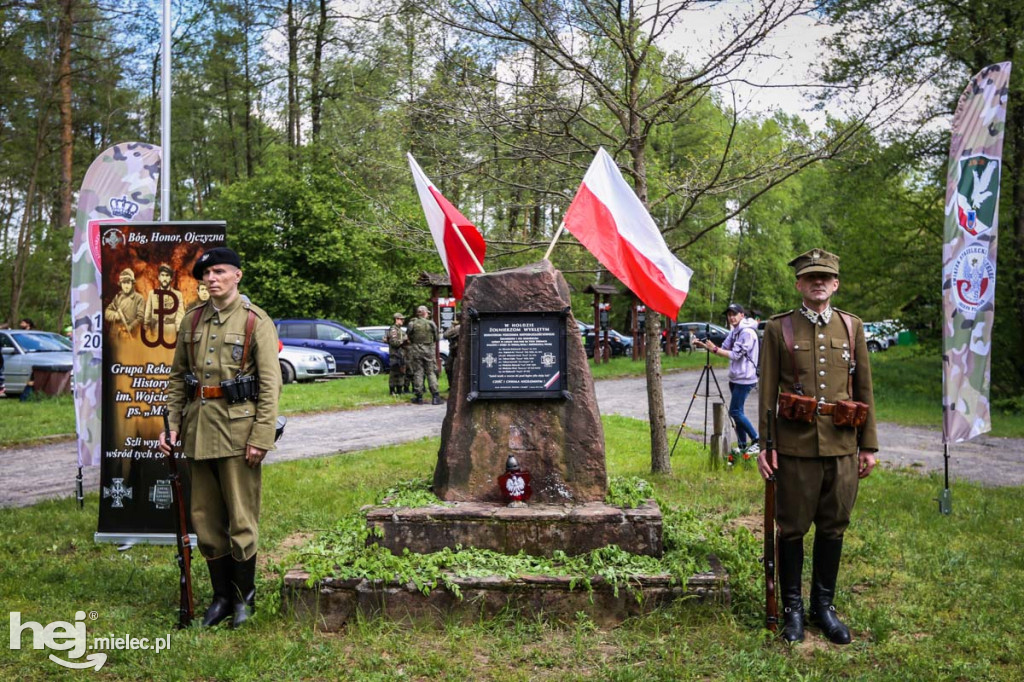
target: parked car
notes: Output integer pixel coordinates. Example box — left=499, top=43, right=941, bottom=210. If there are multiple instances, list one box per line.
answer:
left=0, top=330, right=74, bottom=395
left=863, top=323, right=891, bottom=352
left=358, top=325, right=449, bottom=361
left=676, top=322, right=729, bottom=352
left=583, top=329, right=632, bottom=358
left=275, top=319, right=390, bottom=376
left=278, top=345, right=337, bottom=384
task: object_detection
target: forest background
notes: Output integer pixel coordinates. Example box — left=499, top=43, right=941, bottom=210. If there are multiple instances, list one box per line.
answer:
left=2, top=0, right=1023, bottom=417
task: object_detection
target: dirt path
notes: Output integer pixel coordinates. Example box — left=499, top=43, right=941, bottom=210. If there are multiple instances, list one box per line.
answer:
left=3, top=369, right=1022, bottom=508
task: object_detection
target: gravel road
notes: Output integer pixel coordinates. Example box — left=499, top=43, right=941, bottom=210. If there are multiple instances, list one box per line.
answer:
left=3, top=369, right=1022, bottom=508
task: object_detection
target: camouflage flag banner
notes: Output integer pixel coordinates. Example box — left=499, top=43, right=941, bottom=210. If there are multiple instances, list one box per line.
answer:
left=72, top=143, right=162, bottom=467
left=96, top=221, right=225, bottom=543
left=942, top=63, right=1012, bottom=444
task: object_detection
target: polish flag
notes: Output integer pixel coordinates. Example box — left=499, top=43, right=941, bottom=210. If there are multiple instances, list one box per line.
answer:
left=408, top=153, right=486, bottom=299
left=563, top=148, right=692, bottom=318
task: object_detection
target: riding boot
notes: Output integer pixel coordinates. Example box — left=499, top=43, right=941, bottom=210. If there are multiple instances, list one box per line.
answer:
left=201, top=556, right=234, bottom=626
left=230, top=554, right=257, bottom=629
left=777, top=537, right=806, bottom=643
left=431, top=391, right=442, bottom=405
left=411, top=393, right=423, bottom=405
left=809, top=534, right=852, bottom=644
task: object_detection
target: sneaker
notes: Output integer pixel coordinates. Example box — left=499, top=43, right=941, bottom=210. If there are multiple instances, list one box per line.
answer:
left=745, top=443, right=761, bottom=455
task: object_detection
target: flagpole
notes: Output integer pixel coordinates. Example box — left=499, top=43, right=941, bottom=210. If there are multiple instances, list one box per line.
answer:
left=543, top=221, right=566, bottom=261
left=452, top=221, right=485, bottom=274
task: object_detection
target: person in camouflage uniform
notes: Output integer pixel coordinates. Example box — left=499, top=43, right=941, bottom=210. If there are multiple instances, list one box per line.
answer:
left=757, top=248, right=878, bottom=646
left=159, top=247, right=282, bottom=629
left=406, top=305, right=440, bottom=405
left=386, top=312, right=409, bottom=396
left=104, top=269, right=144, bottom=336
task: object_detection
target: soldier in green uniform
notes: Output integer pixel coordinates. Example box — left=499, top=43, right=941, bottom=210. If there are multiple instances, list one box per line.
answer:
left=159, top=247, right=282, bottom=628
left=406, top=305, right=441, bottom=405
left=386, top=312, right=409, bottom=396
left=757, top=248, right=878, bottom=645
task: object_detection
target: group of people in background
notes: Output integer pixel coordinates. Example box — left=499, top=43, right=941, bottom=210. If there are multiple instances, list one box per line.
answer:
left=386, top=306, right=444, bottom=405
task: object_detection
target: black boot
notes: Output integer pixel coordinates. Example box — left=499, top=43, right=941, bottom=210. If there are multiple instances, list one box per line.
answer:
left=809, top=534, right=852, bottom=645
left=777, top=537, right=805, bottom=643
left=201, top=556, right=234, bottom=626
left=230, top=554, right=257, bottom=629
left=411, top=393, right=423, bottom=405
left=431, top=391, right=442, bottom=405
left=389, top=386, right=397, bottom=396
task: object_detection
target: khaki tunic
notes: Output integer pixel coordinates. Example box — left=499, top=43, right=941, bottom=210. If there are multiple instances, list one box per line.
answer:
left=166, top=295, right=282, bottom=459
left=757, top=309, right=878, bottom=457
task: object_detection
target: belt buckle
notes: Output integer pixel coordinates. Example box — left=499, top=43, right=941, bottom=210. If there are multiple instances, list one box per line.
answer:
left=200, top=385, right=212, bottom=399
left=816, top=397, right=826, bottom=415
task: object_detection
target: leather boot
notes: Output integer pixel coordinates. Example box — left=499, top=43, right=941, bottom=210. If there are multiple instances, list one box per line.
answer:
left=201, top=556, right=234, bottom=626
left=777, top=537, right=806, bottom=643
left=809, top=534, right=852, bottom=644
left=389, top=386, right=397, bottom=396
left=431, top=391, right=442, bottom=405
left=230, top=554, right=257, bottom=629
left=411, top=393, right=423, bottom=405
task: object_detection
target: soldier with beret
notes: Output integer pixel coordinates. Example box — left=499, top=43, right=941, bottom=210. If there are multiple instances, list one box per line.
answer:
left=159, top=246, right=281, bottom=628
left=386, top=312, right=409, bottom=396
left=757, top=248, right=878, bottom=645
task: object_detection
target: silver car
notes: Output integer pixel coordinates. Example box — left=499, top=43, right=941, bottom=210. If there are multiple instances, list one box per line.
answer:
left=0, top=330, right=74, bottom=395
left=278, top=345, right=337, bottom=384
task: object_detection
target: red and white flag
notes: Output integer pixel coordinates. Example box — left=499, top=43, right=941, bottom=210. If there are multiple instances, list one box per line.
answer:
left=563, top=148, right=692, bottom=318
left=407, top=153, right=486, bottom=299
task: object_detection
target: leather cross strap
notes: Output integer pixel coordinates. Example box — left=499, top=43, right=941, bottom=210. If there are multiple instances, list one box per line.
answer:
left=780, top=314, right=803, bottom=395
left=836, top=311, right=858, bottom=399
left=237, top=310, right=257, bottom=377
left=189, top=302, right=209, bottom=369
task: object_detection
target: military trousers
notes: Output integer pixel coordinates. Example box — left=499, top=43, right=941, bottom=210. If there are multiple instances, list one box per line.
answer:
left=776, top=453, right=859, bottom=541
left=388, top=350, right=406, bottom=391
left=190, top=455, right=262, bottom=561
left=409, top=345, right=438, bottom=395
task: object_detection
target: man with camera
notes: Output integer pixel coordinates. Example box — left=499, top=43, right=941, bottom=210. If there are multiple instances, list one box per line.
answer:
left=159, top=246, right=281, bottom=628
left=757, top=248, right=878, bottom=645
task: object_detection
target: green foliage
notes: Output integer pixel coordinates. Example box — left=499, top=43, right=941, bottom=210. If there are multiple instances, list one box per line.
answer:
left=604, top=476, right=654, bottom=509
left=377, top=477, right=450, bottom=508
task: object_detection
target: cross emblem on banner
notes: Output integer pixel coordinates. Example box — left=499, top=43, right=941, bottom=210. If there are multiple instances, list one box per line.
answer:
left=103, top=478, right=133, bottom=509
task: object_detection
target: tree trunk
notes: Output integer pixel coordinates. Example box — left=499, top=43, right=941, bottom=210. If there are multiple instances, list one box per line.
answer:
left=286, top=0, right=299, bottom=156
left=310, top=0, right=327, bottom=143
left=9, top=114, right=49, bottom=323
left=57, top=0, right=74, bottom=231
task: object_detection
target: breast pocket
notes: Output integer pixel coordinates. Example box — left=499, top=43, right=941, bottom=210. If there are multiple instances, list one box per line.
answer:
left=223, top=332, right=246, bottom=373
left=829, top=337, right=852, bottom=370
left=787, top=343, right=812, bottom=385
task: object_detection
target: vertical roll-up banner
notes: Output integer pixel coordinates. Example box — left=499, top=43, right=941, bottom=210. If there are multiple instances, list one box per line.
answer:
left=96, top=222, right=225, bottom=544
left=942, top=63, right=1012, bottom=444
left=71, top=143, right=162, bottom=469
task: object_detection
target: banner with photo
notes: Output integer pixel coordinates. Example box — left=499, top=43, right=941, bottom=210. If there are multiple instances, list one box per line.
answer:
left=96, top=221, right=225, bottom=543
left=71, top=143, right=161, bottom=468
left=942, top=62, right=1012, bottom=444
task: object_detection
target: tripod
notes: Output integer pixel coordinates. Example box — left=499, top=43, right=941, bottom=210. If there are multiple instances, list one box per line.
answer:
left=670, top=324, right=725, bottom=456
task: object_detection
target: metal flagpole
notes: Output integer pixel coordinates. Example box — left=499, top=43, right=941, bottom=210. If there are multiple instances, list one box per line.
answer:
left=939, top=443, right=952, bottom=514
left=161, top=0, right=171, bottom=219
left=543, top=221, right=566, bottom=261
left=451, top=220, right=485, bottom=273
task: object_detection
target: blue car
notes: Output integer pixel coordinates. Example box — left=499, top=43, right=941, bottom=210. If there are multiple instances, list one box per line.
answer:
left=275, top=319, right=390, bottom=376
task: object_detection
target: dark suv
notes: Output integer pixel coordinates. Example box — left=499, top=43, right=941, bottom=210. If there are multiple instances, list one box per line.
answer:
left=275, top=319, right=390, bottom=376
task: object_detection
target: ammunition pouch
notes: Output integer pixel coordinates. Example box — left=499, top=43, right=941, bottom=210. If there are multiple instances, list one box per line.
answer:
left=220, top=374, right=259, bottom=405
left=184, top=373, right=199, bottom=402
left=778, top=392, right=816, bottom=423
left=833, top=400, right=869, bottom=428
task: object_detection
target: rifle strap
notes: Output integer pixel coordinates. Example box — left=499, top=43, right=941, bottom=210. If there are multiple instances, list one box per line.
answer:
left=780, top=314, right=803, bottom=395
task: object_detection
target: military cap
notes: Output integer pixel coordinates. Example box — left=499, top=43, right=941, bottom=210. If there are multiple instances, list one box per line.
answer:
left=394, top=312, right=405, bottom=320
left=723, top=302, right=745, bottom=315
left=789, top=248, right=840, bottom=277
left=119, top=268, right=136, bottom=282
left=192, top=247, right=242, bottom=279
left=417, top=305, right=429, bottom=314
left=158, top=263, right=173, bottom=276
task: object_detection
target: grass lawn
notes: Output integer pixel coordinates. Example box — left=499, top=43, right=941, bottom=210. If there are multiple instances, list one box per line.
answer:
left=2, top=416, right=1022, bottom=680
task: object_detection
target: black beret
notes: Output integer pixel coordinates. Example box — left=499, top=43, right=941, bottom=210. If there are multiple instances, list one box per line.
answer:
left=192, top=247, right=241, bottom=279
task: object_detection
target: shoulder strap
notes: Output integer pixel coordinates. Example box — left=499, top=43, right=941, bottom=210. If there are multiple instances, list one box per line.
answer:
left=780, top=314, right=803, bottom=395
left=837, top=311, right=857, bottom=397
left=189, top=303, right=208, bottom=368
left=238, top=310, right=258, bottom=376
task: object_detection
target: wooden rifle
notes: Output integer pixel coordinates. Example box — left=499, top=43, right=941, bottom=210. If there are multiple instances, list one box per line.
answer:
left=162, top=407, right=194, bottom=628
left=763, top=408, right=779, bottom=632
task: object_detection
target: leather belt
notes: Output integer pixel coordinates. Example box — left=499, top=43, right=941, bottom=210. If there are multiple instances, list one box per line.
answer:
left=816, top=399, right=837, bottom=415
left=197, top=385, right=224, bottom=400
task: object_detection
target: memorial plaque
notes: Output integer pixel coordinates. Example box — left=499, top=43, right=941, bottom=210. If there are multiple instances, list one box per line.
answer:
left=469, top=309, right=569, bottom=400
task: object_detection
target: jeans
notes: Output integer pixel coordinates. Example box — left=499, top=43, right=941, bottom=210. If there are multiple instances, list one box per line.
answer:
left=728, top=381, right=759, bottom=447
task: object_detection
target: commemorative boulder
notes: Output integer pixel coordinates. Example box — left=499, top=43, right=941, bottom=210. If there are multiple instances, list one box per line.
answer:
left=433, top=260, right=607, bottom=503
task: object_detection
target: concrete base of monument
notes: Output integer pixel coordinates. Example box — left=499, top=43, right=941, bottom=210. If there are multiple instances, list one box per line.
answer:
left=281, top=556, right=730, bottom=630
left=365, top=500, right=664, bottom=558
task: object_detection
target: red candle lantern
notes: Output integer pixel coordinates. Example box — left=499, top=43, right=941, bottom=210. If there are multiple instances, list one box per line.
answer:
left=498, top=455, right=532, bottom=505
